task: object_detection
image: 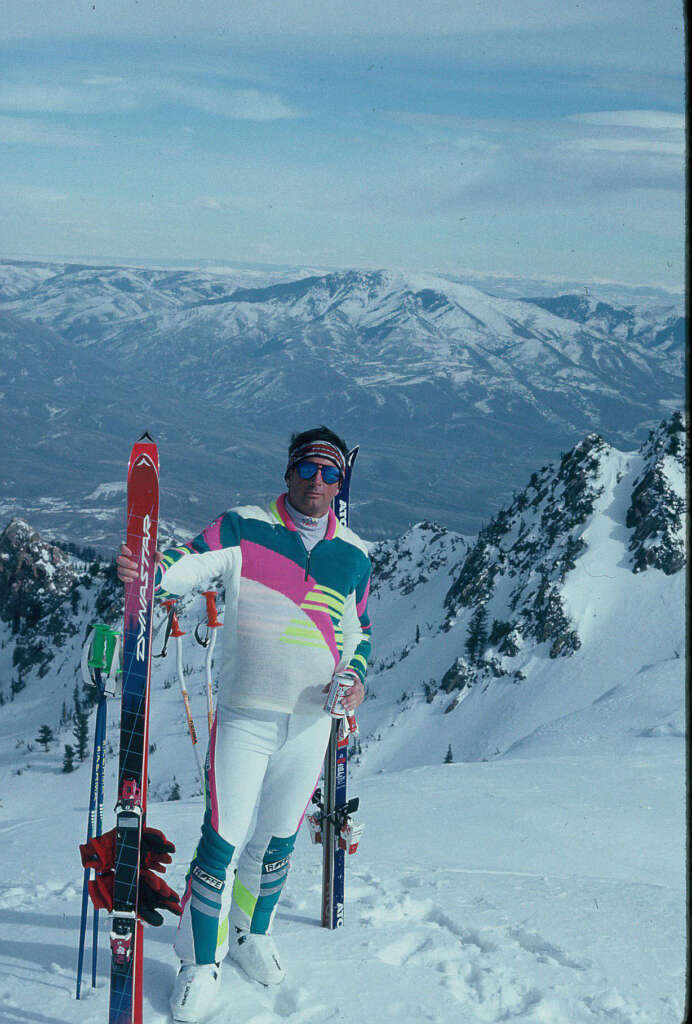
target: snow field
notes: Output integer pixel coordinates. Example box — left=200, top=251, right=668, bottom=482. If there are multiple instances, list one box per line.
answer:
left=0, top=734, right=684, bottom=1023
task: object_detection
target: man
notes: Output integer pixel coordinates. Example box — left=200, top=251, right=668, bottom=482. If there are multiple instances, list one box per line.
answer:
left=117, top=426, right=371, bottom=1022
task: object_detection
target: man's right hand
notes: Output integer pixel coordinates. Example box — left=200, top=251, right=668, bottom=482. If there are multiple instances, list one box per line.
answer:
left=116, top=543, right=162, bottom=584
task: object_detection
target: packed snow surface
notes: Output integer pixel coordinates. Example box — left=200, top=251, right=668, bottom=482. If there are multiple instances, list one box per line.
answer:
left=0, top=733, right=684, bottom=1023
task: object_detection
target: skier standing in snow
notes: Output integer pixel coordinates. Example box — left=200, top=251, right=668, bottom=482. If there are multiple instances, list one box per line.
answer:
left=117, top=427, right=372, bottom=1022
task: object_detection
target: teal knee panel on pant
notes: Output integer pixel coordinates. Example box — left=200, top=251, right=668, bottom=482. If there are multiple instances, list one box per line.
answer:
left=197, top=809, right=235, bottom=876
left=251, top=833, right=297, bottom=935
left=189, top=810, right=236, bottom=963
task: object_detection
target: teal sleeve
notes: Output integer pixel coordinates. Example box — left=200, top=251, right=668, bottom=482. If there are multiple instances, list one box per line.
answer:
left=346, top=563, right=372, bottom=683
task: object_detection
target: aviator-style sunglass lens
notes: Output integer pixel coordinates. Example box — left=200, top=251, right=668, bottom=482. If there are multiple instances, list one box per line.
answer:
left=296, top=461, right=341, bottom=485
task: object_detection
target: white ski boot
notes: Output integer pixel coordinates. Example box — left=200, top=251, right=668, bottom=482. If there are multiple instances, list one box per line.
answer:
left=231, top=929, right=285, bottom=986
left=170, top=960, right=222, bottom=1022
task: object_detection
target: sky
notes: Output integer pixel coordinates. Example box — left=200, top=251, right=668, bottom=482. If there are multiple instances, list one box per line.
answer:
left=0, top=1, right=686, bottom=288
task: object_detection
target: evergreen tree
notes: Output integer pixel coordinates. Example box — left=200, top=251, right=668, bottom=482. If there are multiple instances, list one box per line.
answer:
left=444, top=744, right=454, bottom=764
left=465, top=604, right=489, bottom=665
left=72, top=702, right=90, bottom=761
left=62, top=744, right=76, bottom=773
left=36, top=725, right=54, bottom=752
left=81, top=679, right=98, bottom=709
left=168, top=777, right=181, bottom=801
left=10, top=677, right=26, bottom=699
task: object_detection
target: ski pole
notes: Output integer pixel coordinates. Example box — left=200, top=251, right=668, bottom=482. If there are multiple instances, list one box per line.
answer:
left=91, top=692, right=107, bottom=987
left=76, top=624, right=119, bottom=998
left=76, top=706, right=101, bottom=999
left=161, top=600, right=204, bottom=793
left=321, top=444, right=360, bottom=930
left=194, top=591, right=223, bottom=737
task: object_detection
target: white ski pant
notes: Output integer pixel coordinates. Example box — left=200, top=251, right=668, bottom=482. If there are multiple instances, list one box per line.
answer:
left=175, top=705, right=331, bottom=964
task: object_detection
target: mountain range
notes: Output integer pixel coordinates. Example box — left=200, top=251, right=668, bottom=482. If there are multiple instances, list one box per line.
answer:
left=1, top=258, right=684, bottom=546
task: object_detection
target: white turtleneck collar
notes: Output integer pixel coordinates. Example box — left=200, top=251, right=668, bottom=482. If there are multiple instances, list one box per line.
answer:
left=284, top=497, right=329, bottom=551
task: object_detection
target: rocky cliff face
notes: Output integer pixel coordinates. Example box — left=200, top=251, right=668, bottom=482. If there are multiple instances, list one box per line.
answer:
left=367, top=411, right=686, bottom=717
left=0, top=519, right=75, bottom=622
left=0, top=518, right=119, bottom=687
left=443, top=432, right=611, bottom=667
left=626, top=411, right=686, bottom=575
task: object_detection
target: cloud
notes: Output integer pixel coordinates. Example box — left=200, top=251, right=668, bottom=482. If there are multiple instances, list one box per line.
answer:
left=569, top=110, right=684, bottom=131
left=194, top=195, right=263, bottom=212
left=0, top=81, right=138, bottom=114
left=554, top=109, right=685, bottom=183
left=0, top=74, right=299, bottom=121
left=82, top=76, right=127, bottom=87
left=4, top=184, right=69, bottom=205
left=0, top=115, right=93, bottom=146
left=362, top=105, right=685, bottom=218
left=563, top=137, right=683, bottom=158
left=155, top=81, right=300, bottom=120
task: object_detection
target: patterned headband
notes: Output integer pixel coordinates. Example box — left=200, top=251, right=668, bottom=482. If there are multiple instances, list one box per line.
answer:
left=287, top=440, right=346, bottom=477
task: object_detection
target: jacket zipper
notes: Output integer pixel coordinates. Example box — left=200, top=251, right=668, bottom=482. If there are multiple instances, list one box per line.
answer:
left=300, top=538, right=325, bottom=581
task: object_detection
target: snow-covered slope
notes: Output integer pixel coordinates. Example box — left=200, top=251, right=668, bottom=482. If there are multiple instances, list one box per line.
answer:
left=0, top=259, right=684, bottom=543
left=357, top=412, right=686, bottom=768
left=0, top=734, right=684, bottom=1022
left=0, top=413, right=685, bottom=1022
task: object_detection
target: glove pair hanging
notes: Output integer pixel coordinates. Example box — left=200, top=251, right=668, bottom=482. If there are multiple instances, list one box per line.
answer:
left=79, top=826, right=182, bottom=927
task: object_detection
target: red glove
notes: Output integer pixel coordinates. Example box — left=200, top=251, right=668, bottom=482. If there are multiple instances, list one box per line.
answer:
left=80, top=824, right=180, bottom=927
left=80, top=826, right=175, bottom=874
left=137, top=870, right=183, bottom=926
left=88, top=869, right=182, bottom=927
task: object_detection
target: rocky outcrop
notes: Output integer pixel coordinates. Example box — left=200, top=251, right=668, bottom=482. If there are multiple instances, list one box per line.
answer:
left=0, top=519, right=115, bottom=681
left=0, top=519, right=75, bottom=631
left=444, top=433, right=607, bottom=665
left=626, top=412, right=686, bottom=575
left=369, top=521, right=467, bottom=598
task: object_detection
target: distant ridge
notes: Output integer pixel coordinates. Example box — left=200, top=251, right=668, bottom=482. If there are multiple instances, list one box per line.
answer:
left=0, top=259, right=684, bottom=547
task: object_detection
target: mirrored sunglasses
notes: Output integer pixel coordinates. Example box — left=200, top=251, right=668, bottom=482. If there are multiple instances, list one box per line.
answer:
left=296, top=461, right=342, bottom=485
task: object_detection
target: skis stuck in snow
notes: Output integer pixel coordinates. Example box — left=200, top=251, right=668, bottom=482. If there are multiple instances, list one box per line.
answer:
left=108, top=432, right=160, bottom=1024
left=312, top=446, right=365, bottom=928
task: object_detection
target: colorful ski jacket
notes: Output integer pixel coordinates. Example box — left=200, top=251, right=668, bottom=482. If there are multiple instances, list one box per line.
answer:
left=155, top=494, right=372, bottom=716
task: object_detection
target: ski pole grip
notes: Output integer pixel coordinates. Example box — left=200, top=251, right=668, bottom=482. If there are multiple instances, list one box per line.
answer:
left=161, top=599, right=185, bottom=637
left=88, top=624, right=110, bottom=670
left=202, top=590, right=223, bottom=628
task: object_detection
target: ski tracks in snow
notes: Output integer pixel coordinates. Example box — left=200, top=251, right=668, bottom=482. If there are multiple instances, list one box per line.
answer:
left=336, top=866, right=673, bottom=1024
left=0, top=861, right=681, bottom=1024
left=182, top=854, right=681, bottom=1024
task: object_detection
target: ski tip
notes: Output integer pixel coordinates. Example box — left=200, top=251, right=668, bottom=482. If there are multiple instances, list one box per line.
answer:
left=138, top=430, right=155, bottom=443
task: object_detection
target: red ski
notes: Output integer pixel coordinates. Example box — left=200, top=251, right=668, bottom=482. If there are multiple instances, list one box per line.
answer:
left=109, top=433, right=159, bottom=1024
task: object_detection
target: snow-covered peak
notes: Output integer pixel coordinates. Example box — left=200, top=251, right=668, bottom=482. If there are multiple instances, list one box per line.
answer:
left=369, top=520, right=468, bottom=599
left=361, top=412, right=685, bottom=766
